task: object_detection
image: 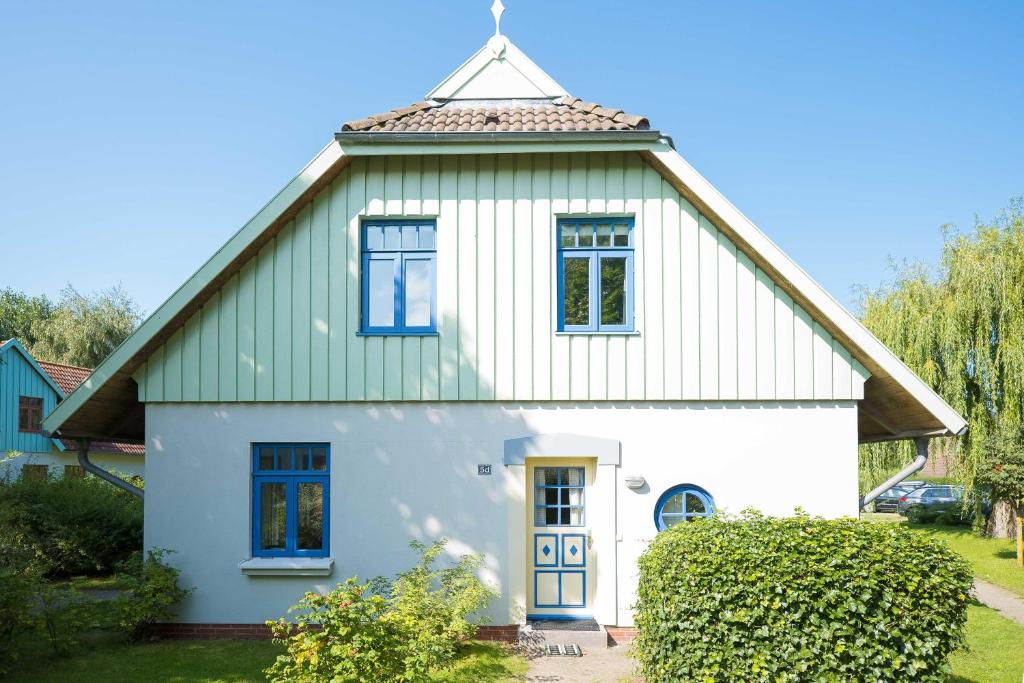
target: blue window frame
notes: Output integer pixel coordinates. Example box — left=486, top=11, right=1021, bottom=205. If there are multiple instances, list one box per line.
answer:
left=654, top=484, right=715, bottom=531
left=534, top=466, right=585, bottom=526
left=252, top=443, right=330, bottom=558
left=556, top=217, right=634, bottom=332
left=361, top=219, right=437, bottom=335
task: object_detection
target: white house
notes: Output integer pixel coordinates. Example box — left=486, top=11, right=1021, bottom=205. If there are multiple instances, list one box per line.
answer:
left=43, top=7, right=965, bottom=640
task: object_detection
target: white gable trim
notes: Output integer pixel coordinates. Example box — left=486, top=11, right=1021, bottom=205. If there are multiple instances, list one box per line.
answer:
left=647, top=143, right=967, bottom=437
left=1, top=339, right=65, bottom=399
left=426, top=37, right=569, bottom=101
left=43, top=140, right=348, bottom=436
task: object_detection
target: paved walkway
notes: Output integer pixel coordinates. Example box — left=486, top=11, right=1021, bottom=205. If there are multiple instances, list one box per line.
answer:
left=524, top=645, right=638, bottom=683
left=974, top=578, right=1024, bottom=626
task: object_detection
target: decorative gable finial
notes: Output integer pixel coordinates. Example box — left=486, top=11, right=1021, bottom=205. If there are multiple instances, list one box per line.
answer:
left=487, top=0, right=507, bottom=57
left=491, top=0, right=505, bottom=36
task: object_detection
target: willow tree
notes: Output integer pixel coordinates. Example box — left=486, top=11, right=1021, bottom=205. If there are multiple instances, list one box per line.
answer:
left=859, top=198, right=1024, bottom=539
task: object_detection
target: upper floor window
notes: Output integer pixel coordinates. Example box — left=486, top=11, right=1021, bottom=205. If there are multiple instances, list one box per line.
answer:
left=252, top=443, right=330, bottom=558
left=557, top=218, right=634, bottom=332
left=18, top=396, right=43, bottom=433
left=654, top=484, right=715, bottom=531
left=361, top=220, right=437, bottom=335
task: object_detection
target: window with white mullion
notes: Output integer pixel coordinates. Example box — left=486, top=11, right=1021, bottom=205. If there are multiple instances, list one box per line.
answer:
left=361, top=220, right=437, bottom=334
left=557, top=217, right=634, bottom=332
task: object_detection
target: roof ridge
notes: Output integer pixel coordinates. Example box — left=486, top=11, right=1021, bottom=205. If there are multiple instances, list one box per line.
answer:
left=37, top=359, right=93, bottom=371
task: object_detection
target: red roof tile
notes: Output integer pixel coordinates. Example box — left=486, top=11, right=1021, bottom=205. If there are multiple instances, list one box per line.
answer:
left=341, top=98, right=650, bottom=134
left=37, top=361, right=91, bottom=396
left=59, top=438, right=145, bottom=456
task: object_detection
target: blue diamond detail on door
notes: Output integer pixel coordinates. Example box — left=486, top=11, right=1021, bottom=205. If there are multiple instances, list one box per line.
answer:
left=542, top=545, right=551, bottom=556
left=570, top=545, right=578, bottom=556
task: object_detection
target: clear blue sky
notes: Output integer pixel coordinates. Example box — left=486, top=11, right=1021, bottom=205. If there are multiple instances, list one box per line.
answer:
left=2, top=0, right=1021, bottom=315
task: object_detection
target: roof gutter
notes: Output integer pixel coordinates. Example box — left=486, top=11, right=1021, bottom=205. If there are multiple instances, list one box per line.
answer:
left=76, top=439, right=144, bottom=500
left=334, top=130, right=667, bottom=146
left=859, top=436, right=928, bottom=509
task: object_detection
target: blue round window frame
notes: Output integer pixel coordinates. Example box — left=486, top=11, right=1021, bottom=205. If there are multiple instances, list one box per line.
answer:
left=654, top=484, right=715, bottom=531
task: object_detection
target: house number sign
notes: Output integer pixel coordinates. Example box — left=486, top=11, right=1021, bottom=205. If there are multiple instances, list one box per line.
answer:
left=478, top=464, right=492, bottom=476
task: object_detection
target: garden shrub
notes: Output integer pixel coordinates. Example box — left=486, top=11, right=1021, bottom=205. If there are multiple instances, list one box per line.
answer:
left=0, top=539, right=39, bottom=675
left=0, top=475, right=142, bottom=575
left=633, top=511, right=973, bottom=683
left=267, top=539, right=498, bottom=683
left=36, top=583, right=97, bottom=656
left=116, top=549, right=193, bottom=640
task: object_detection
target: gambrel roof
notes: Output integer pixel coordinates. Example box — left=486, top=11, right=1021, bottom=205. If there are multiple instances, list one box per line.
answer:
left=43, top=24, right=966, bottom=446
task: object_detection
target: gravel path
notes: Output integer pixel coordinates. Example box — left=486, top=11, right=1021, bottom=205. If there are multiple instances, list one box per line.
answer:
left=524, top=645, right=639, bottom=683
left=974, top=578, right=1024, bottom=626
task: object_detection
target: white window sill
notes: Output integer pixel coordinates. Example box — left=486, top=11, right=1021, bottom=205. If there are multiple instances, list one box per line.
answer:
left=238, top=558, right=334, bottom=576
left=555, top=331, right=641, bottom=336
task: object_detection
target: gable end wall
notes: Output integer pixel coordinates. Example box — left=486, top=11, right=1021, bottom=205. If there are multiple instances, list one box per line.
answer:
left=0, top=350, right=60, bottom=453
left=133, top=152, right=868, bottom=403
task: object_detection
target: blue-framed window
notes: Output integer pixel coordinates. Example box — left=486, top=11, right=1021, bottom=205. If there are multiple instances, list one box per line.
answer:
left=654, top=484, right=715, bottom=531
left=534, top=467, right=584, bottom=526
left=361, top=219, right=437, bottom=335
left=252, top=443, right=330, bottom=558
left=556, top=217, right=634, bottom=332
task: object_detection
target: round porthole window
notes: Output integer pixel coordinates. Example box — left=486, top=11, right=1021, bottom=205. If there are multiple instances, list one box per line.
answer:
left=654, top=485, right=715, bottom=531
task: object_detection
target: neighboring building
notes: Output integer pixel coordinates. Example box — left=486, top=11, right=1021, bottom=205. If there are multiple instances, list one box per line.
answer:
left=43, top=11, right=965, bottom=639
left=0, top=338, right=143, bottom=481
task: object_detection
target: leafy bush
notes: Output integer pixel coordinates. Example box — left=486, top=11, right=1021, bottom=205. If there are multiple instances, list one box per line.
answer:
left=634, top=511, right=973, bottom=682
left=267, top=539, right=498, bottom=683
left=116, top=549, right=193, bottom=640
left=36, top=583, right=98, bottom=656
left=266, top=578, right=412, bottom=683
left=0, top=475, right=142, bottom=576
left=0, top=539, right=39, bottom=674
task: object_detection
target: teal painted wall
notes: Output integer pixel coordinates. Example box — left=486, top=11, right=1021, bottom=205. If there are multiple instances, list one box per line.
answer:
left=133, top=152, right=869, bottom=403
left=0, top=345, right=60, bottom=453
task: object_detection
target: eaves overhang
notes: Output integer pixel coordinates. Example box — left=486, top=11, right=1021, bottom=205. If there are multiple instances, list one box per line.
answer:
left=335, top=129, right=666, bottom=150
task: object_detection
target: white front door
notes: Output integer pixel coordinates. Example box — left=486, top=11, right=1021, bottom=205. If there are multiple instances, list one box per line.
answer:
left=526, top=458, right=594, bottom=619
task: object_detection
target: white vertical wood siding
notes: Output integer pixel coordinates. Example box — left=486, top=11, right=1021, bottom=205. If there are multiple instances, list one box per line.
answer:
left=134, top=153, right=869, bottom=402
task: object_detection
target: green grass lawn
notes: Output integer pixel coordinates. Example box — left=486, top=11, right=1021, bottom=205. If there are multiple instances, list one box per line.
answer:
left=5, top=636, right=523, bottom=683
left=950, top=603, right=1024, bottom=682
left=861, top=512, right=1024, bottom=680
left=915, top=525, right=1024, bottom=599
left=863, top=512, right=1024, bottom=598
left=54, top=574, right=132, bottom=591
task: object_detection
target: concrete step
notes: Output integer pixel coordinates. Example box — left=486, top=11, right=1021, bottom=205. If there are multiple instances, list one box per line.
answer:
left=519, top=623, right=608, bottom=651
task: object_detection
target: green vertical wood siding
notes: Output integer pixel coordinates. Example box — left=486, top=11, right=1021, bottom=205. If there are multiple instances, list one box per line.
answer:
left=134, top=152, right=869, bottom=403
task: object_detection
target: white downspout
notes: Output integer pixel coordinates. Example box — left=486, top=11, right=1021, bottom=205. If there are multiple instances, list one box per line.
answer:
left=860, top=436, right=928, bottom=510
left=76, top=439, right=144, bottom=500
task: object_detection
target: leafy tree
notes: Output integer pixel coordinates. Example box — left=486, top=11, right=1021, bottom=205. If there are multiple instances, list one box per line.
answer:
left=0, top=288, right=52, bottom=347
left=29, top=285, right=141, bottom=368
left=859, top=198, right=1024, bottom=539
left=977, top=425, right=1024, bottom=565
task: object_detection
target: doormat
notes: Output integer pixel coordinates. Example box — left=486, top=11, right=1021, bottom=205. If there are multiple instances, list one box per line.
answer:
left=528, top=618, right=600, bottom=632
left=545, top=644, right=583, bottom=657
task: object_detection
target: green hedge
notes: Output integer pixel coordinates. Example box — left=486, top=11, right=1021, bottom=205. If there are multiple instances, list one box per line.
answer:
left=0, top=475, right=142, bottom=576
left=634, top=512, right=972, bottom=682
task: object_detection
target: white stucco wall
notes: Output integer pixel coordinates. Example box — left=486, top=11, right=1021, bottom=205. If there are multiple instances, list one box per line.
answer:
left=145, top=400, right=858, bottom=625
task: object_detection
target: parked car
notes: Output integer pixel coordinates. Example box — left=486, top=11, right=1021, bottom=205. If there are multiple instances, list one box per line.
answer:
left=872, top=485, right=915, bottom=513
left=897, top=485, right=966, bottom=522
